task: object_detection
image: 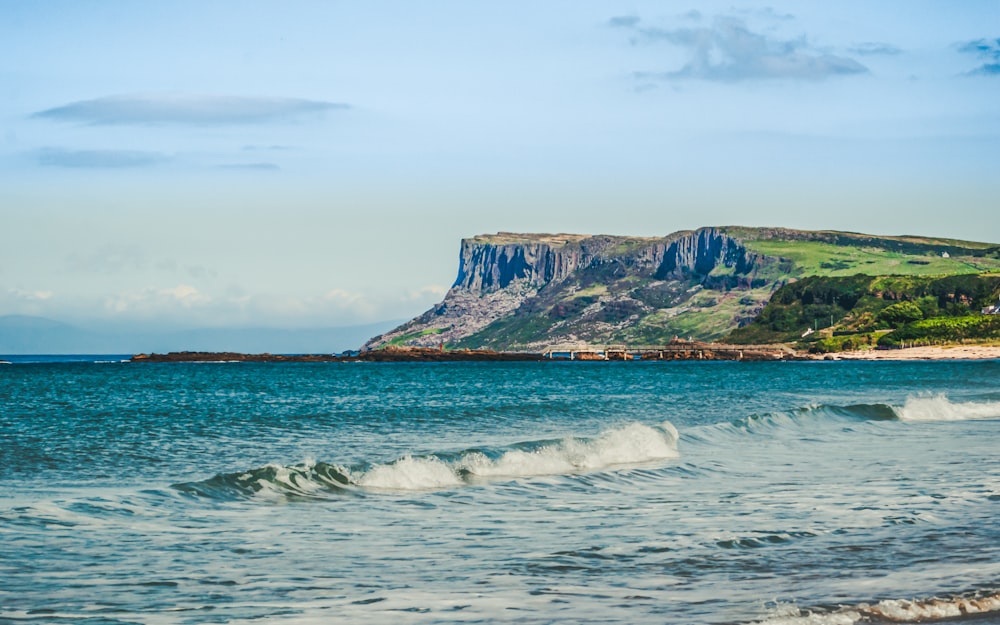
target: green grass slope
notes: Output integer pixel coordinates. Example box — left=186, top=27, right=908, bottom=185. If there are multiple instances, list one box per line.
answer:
left=722, top=226, right=1000, bottom=278
left=726, top=273, right=1000, bottom=351
left=741, top=239, right=1000, bottom=277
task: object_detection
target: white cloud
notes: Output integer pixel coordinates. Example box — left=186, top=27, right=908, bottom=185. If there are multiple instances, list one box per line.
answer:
left=57, top=280, right=439, bottom=329
left=616, top=14, right=867, bottom=82
left=34, top=94, right=350, bottom=126
left=161, top=284, right=209, bottom=307
left=104, top=284, right=210, bottom=314
left=8, top=288, right=54, bottom=301
left=322, top=288, right=367, bottom=306
left=403, top=284, right=449, bottom=302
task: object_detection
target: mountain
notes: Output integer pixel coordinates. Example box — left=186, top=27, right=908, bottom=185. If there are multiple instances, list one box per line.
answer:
left=0, top=315, right=101, bottom=354
left=364, top=227, right=1000, bottom=351
left=0, top=316, right=400, bottom=355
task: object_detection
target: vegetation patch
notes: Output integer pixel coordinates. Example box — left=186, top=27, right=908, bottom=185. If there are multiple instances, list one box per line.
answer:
left=548, top=296, right=599, bottom=320
left=454, top=313, right=557, bottom=350
left=878, top=315, right=1000, bottom=347
left=385, top=327, right=447, bottom=348
left=727, top=273, right=1000, bottom=351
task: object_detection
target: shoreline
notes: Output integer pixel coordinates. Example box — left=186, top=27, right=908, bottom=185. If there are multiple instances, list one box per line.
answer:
left=129, top=344, right=1000, bottom=363
left=817, top=344, right=1000, bottom=361
left=130, top=342, right=793, bottom=363
left=129, top=349, right=546, bottom=363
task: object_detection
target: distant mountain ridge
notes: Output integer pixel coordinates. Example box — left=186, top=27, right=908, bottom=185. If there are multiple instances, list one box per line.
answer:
left=0, top=316, right=400, bottom=355
left=365, top=226, right=1000, bottom=351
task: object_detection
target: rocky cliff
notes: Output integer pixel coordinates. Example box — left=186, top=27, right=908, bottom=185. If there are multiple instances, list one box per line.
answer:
left=363, top=226, right=1000, bottom=351
left=656, top=228, right=759, bottom=280
left=453, top=233, right=665, bottom=294
left=365, top=227, right=769, bottom=351
left=453, top=234, right=585, bottom=293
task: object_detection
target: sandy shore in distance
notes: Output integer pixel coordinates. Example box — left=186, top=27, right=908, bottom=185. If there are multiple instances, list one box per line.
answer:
left=821, top=345, right=1000, bottom=361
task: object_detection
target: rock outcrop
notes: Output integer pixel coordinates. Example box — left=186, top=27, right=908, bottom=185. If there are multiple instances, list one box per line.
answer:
left=655, top=228, right=758, bottom=279
left=453, top=233, right=663, bottom=294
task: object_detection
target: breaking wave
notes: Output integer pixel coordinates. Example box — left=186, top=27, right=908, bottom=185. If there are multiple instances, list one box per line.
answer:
left=174, top=394, right=998, bottom=501
left=750, top=590, right=1000, bottom=624
left=718, top=395, right=1000, bottom=433
left=174, top=421, right=680, bottom=499
left=892, top=394, right=1000, bottom=422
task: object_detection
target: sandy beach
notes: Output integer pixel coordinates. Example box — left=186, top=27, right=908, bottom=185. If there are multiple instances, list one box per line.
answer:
left=821, top=345, right=1000, bottom=361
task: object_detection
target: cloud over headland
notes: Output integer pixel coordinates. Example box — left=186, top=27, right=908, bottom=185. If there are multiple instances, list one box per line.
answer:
left=958, top=38, right=1000, bottom=76
left=34, top=94, right=350, bottom=125
left=611, top=14, right=868, bottom=82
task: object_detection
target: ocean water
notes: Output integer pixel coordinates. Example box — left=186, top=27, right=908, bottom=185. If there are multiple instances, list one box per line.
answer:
left=1, top=359, right=999, bottom=625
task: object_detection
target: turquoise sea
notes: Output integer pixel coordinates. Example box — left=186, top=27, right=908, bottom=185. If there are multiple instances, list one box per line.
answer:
left=1, top=359, right=999, bottom=624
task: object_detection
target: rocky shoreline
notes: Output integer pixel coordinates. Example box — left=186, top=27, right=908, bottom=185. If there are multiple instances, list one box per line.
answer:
left=130, top=343, right=1000, bottom=363
left=130, top=342, right=797, bottom=363
left=130, top=348, right=546, bottom=363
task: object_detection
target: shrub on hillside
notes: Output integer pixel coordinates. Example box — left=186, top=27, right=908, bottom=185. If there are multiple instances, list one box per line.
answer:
left=877, top=301, right=924, bottom=327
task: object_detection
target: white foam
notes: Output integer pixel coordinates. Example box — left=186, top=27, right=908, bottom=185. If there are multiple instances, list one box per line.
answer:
left=894, top=394, right=1000, bottom=422
left=348, top=421, right=680, bottom=491
left=355, top=456, right=464, bottom=490
left=460, top=448, right=577, bottom=477
left=752, top=610, right=861, bottom=625
left=460, top=421, right=680, bottom=478
left=750, top=592, right=1000, bottom=625
left=863, top=594, right=1000, bottom=620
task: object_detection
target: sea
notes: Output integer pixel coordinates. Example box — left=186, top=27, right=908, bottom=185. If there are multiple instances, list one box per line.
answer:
left=1, top=357, right=999, bottom=625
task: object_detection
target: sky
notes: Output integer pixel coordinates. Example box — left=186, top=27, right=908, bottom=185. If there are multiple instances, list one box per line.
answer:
left=1, top=1, right=998, bottom=332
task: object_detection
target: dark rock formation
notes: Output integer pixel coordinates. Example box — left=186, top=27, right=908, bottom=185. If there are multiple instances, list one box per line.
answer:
left=131, top=352, right=343, bottom=363
left=452, top=234, right=664, bottom=294
left=655, top=228, right=757, bottom=279
left=354, top=347, right=544, bottom=362
left=130, top=349, right=546, bottom=363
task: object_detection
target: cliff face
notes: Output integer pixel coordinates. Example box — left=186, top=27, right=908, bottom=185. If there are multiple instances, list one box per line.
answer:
left=655, top=228, right=758, bottom=279
left=453, top=234, right=665, bottom=294
left=364, top=228, right=769, bottom=351
left=452, top=240, right=579, bottom=293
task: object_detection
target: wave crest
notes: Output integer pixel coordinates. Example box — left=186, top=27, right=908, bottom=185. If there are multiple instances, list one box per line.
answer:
left=175, top=421, right=680, bottom=499
left=458, top=421, right=680, bottom=479
left=893, top=394, right=1000, bottom=422
left=727, top=395, right=1000, bottom=432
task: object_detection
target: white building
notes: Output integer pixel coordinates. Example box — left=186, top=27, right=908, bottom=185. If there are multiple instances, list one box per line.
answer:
left=983, top=296, right=1000, bottom=315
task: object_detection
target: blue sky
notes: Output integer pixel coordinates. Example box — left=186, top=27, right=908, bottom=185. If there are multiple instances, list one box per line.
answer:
left=1, top=1, right=998, bottom=331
